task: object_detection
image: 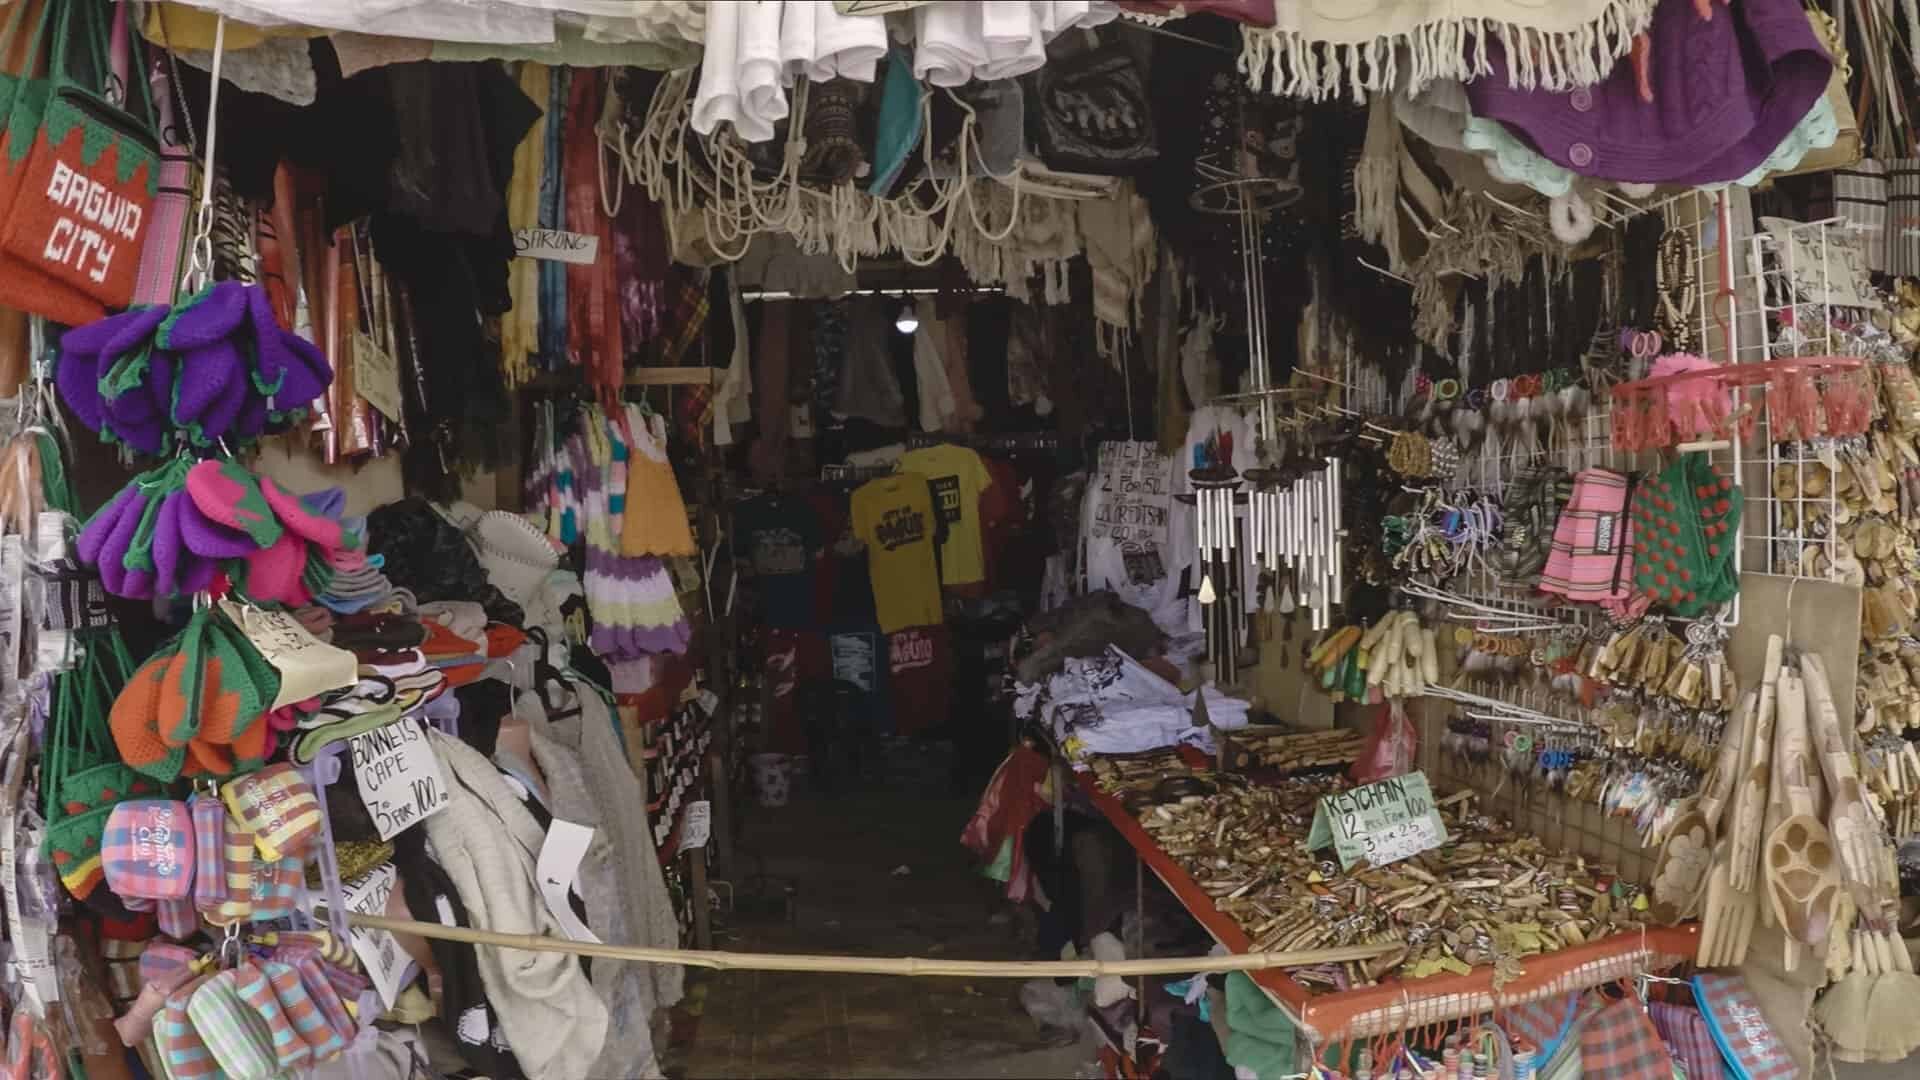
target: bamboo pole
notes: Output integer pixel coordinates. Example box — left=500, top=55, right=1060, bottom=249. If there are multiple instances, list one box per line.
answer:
left=332, top=910, right=1396, bottom=978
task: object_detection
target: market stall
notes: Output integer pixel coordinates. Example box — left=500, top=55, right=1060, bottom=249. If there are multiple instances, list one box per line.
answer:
left=0, top=0, right=1916, bottom=1078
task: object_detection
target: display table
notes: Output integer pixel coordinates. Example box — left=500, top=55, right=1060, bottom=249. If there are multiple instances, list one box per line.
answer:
left=1075, top=763, right=1700, bottom=1044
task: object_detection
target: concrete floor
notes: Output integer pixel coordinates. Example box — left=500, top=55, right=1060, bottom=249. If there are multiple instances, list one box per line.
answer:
left=670, top=787, right=1097, bottom=1079
left=666, top=782, right=1917, bottom=1079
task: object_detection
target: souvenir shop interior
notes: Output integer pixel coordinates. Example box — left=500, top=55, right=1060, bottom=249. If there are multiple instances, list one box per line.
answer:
left=4, top=0, right=1920, bottom=1078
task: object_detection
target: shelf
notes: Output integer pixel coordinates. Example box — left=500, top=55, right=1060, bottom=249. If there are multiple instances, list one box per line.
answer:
left=1075, top=764, right=1700, bottom=1043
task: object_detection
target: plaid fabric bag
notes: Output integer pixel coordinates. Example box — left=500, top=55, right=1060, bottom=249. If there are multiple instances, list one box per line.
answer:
left=1538, top=468, right=1637, bottom=609
left=1693, top=974, right=1798, bottom=1080
left=213, top=815, right=255, bottom=924
left=1650, top=1001, right=1727, bottom=1080
left=248, top=854, right=303, bottom=921
left=1833, top=158, right=1889, bottom=272
left=187, top=969, right=279, bottom=1080
left=189, top=794, right=226, bottom=912
left=1504, top=992, right=1580, bottom=1062
left=101, top=799, right=193, bottom=900
left=231, top=960, right=310, bottom=1072
left=156, top=974, right=220, bottom=1079
left=1580, top=996, right=1675, bottom=1080
left=222, top=762, right=322, bottom=862
left=262, top=958, right=346, bottom=1062
left=1887, top=158, right=1920, bottom=278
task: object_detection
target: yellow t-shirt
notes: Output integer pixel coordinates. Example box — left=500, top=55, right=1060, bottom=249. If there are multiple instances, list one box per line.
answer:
left=898, top=444, right=994, bottom=586
left=850, top=476, right=943, bottom=632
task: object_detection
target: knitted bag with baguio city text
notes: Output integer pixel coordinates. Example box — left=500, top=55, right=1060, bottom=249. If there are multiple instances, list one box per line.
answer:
left=0, top=0, right=159, bottom=320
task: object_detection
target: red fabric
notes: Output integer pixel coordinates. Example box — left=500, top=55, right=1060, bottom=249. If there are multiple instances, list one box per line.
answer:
left=564, top=70, right=621, bottom=399
left=483, top=623, right=528, bottom=659
left=960, top=746, right=1052, bottom=903
left=979, top=457, right=1021, bottom=585
left=887, top=625, right=951, bottom=736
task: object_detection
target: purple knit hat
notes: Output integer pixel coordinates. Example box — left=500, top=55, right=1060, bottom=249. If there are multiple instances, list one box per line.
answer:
left=1467, top=0, right=1830, bottom=186
left=170, top=340, right=244, bottom=437
left=156, top=281, right=248, bottom=350
left=176, top=494, right=259, bottom=559
left=246, top=286, right=332, bottom=417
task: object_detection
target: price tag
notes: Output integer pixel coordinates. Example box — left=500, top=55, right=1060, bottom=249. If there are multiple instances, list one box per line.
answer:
left=343, top=865, right=410, bottom=1009
left=678, top=801, right=711, bottom=853
left=351, top=719, right=451, bottom=841
left=1306, top=771, right=1448, bottom=870
left=351, top=330, right=405, bottom=423
left=512, top=228, right=600, bottom=265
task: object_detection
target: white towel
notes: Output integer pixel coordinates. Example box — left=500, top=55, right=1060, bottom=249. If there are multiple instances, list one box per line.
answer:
left=736, top=1, right=789, bottom=139
left=979, top=1, right=1044, bottom=82
left=914, top=2, right=987, bottom=86
left=778, top=0, right=818, bottom=84
left=694, top=0, right=787, bottom=141
left=692, top=1, right=746, bottom=135
left=813, top=3, right=889, bottom=81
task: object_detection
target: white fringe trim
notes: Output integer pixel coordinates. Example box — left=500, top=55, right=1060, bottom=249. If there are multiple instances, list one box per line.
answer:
left=1237, top=1, right=1655, bottom=103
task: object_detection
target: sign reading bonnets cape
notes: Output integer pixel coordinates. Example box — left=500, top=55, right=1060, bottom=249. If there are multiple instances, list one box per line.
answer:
left=351, top=719, right=451, bottom=841
left=1307, top=771, right=1448, bottom=870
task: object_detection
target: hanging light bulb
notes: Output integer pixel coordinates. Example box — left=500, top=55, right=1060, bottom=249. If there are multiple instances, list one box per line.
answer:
left=894, top=300, right=919, bottom=334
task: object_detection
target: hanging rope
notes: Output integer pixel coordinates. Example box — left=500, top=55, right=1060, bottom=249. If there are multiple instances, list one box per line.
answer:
left=329, top=909, right=1395, bottom=979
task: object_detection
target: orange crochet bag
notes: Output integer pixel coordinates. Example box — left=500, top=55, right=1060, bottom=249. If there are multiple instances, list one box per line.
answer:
left=0, top=0, right=157, bottom=323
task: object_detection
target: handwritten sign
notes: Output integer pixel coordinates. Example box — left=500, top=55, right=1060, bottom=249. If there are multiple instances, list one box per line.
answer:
left=351, top=330, right=406, bottom=423
left=351, top=718, right=450, bottom=840
left=344, top=864, right=410, bottom=1008
left=512, top=228, right=600, bottom=265
left=678, top=801, right=712, bottom=853
left=1761, top=216, right=1882, bottom=310
left=1307, top=771, right=1447, bottom=869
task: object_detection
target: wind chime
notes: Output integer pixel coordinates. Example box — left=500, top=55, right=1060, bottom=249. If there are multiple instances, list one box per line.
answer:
left=1190, top=103, right=1344, bottom=663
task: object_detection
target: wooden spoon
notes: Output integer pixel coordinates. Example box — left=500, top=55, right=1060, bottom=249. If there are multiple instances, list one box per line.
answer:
left=1764, top=660, right=1843, bottom=947
left=1730, top=635, right=1784, bottom=893
left=1649, top=687, right=1754, bottom=924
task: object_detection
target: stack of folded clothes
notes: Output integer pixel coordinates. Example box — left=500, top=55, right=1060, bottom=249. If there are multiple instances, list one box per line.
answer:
left=284, top=602, right=531, bottom=764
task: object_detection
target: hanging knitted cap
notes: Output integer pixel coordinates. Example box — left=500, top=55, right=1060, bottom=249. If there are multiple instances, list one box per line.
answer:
left=109, top=640, right=188, bottom=781
left=187, top=459, right=283, bottom=548
left=157, top=280, right=250, bottom=350
left=55, top=305, right=169, bottom=433
left=222, top=763, right=323, bottom=863
left=77, top=483, right=144, bottom=568
left=260, top=476, right=355, bottom=552
left=101, top=800, right=195, bottom=901
left=241, top=529, right=313, bottom=607
left=246, top=285, right=332, bottom=417
left=181, top=613, right=278, bottom=779
left=151, top=490, right=187, bottom=598
left=302, top=487, right=348, bottom=522
left=173, top=340, right=248, bottom=445
left=177, top=491, right=260, bottom=559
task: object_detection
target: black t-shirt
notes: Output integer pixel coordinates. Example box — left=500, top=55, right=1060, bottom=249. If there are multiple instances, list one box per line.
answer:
left=735, top=494, right=822, bottom=628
